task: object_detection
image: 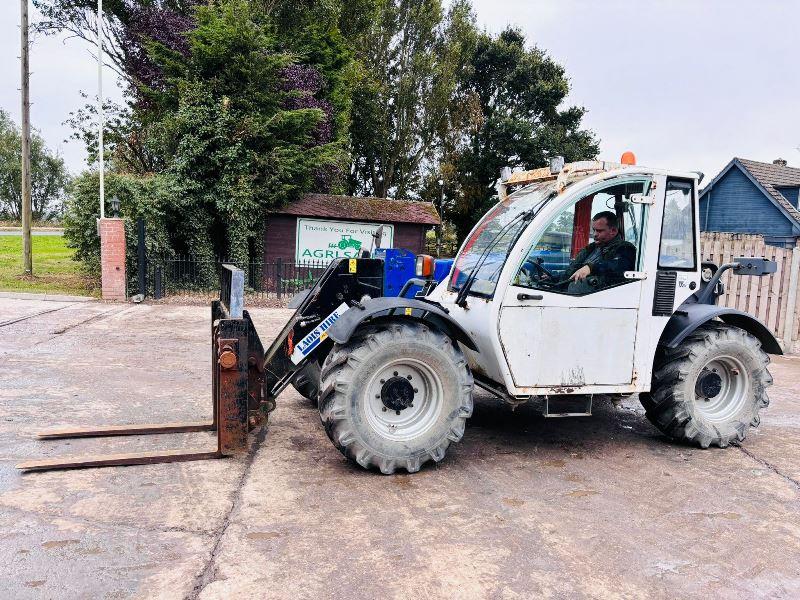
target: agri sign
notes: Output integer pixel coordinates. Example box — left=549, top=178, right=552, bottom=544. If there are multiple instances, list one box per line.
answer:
left=295, top=218, right=394, bottom=264
left=290, top=303, right=350, bottom=364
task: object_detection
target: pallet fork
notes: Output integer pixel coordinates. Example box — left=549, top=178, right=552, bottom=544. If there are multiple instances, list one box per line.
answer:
left=17, top=266, right=269, bottom=472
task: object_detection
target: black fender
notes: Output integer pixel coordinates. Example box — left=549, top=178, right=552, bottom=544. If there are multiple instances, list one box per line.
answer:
left=328, top=296, right=478, bottom=351
left=659, top=302, right=782, bottom=354
left=287, top=289, right=311, bottom=309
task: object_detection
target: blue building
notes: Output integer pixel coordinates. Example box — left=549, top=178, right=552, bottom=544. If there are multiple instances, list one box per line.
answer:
left=699, top=158, right=800, bottom=247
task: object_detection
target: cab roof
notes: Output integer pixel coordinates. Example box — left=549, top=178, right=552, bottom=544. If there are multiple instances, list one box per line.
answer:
left=501, top=160, right=700, bottom=195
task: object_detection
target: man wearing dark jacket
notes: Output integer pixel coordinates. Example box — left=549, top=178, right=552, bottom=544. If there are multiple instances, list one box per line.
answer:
left=565, top=211, right=636, bottom=294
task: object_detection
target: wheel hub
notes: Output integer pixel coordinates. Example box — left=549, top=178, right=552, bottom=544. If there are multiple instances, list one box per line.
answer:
left=381, top=376, right=415, bottom=412
left=696, top=370, right=723, bottom=399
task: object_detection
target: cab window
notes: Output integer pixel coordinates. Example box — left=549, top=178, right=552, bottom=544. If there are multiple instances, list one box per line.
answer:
left=659, top=179, right=696, bottom=270
left=449, top=181, right=556, bottom=297
left=514, top=180, right=648, bottom=296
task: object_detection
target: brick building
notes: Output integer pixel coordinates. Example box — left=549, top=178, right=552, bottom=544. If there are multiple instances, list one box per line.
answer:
left=262, top=194, right=440, bottom=265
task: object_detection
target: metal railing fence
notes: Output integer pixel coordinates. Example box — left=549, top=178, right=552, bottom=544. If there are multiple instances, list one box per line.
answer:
left=143, top=257, right=328, bottom=301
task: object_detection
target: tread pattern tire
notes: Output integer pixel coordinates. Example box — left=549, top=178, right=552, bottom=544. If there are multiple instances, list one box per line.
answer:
left=318, top=321, right=473, bottom=474
left=641, top=321, right=772, bottom=448
left=292, top=361, right=321, bottom=406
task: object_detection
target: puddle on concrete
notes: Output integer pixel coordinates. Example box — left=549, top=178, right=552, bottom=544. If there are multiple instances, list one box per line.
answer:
left=246, top=531, right=283, bottom=541
left=565, top=489, right=599, bottom=498
left=290, top=435, right=315, bottom=451
left=502, top=497, right=525, bottom=507
left=688, top=511, right=741, bottom=520
left=392, top=475, right=414, bottom=490
left=41, top=539, right=80, bottom=549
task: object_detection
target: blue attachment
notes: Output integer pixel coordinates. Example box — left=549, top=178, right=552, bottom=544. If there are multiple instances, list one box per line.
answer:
left=373, top=248, right=453, bottom=298
left=433, top=258, right=454, bottom=283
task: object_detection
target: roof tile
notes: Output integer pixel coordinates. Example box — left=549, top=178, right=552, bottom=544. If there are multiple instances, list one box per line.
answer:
left=272, top=194, right=440, bottom=225
left=737, top=158, right=800, bottom=222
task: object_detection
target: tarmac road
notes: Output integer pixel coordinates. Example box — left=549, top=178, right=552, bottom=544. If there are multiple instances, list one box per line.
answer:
left=0, top=228, right=64, bottom=236
left=0, top=297, right=798, bottom=599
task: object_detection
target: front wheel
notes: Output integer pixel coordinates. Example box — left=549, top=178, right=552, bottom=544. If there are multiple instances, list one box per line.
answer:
left=292, top=361, right=321, bottom=406
left=319, top=321, right=473, bottom=474
left=641, top=322, right=772, bottom=448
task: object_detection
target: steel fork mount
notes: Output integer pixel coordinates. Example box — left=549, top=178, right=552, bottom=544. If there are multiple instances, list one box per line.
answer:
left=17, top=266, right=267, bottom=472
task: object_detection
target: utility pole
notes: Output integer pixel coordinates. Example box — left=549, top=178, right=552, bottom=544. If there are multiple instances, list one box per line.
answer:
left=20, top=0, right=32, bottom=275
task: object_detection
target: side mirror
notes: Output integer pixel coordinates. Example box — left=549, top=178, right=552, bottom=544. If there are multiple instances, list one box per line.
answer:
left=733, top=257, right=777, bottom=276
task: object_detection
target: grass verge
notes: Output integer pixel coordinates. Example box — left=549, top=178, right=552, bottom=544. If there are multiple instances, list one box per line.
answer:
left=0, top=235, right=98, bottom=297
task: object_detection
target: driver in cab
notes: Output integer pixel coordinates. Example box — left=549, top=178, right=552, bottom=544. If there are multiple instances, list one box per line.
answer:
left=565, top=211, right=635, bottom=294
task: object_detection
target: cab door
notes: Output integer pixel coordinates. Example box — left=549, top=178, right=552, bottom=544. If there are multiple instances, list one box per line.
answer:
left=498, top=178, right=652, bottom=391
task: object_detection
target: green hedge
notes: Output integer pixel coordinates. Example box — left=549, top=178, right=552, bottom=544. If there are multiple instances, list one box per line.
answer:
left=63, top=172, right=177, bottom=291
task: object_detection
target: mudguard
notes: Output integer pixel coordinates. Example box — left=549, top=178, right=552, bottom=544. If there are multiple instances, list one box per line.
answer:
left=328, top=296, right=478, bottom=351
left=287, top=289, right=311, bottom=309
left=660, top=302, right=783, bottom=354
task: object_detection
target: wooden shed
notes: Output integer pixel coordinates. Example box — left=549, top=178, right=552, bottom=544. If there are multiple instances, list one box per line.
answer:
left=262, top=194, right=440, bottom=265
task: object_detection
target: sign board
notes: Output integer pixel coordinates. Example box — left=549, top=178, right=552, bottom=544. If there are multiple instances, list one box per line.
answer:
left=295, top=218, right=394, bottom=264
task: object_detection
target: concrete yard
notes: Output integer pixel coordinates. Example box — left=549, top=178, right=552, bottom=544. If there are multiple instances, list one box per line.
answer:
left=1, top=297, right=799, bottom=599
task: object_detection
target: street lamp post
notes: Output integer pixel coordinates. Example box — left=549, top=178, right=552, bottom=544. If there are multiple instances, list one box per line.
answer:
left=97, top=0, right=105, bottom=219
left=436, top=179, right=444, bottom=257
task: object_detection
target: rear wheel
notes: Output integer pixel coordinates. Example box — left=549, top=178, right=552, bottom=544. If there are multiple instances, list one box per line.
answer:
left=319, top=321, right=473, bottom=474
left=641, top=322, right=772, bottom=448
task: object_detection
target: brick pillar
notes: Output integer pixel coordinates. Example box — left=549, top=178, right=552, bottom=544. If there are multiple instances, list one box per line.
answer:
left=99, top=218, right=127, bottom=300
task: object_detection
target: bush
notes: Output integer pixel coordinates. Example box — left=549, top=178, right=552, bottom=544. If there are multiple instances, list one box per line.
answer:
left=424, top=223, right=459, bottom=258
left=63, top=171, right=177, bottom=289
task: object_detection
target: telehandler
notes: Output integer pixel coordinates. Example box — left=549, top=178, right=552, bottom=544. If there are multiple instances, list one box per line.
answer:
left=21, top=157, right=780, bottom=475
left=283, top=157, right=780, bottom=474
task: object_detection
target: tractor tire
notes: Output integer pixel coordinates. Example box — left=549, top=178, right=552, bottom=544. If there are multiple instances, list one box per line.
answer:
left=318, top=321, right=473, bottom=474
left=641, top=322, right=772, bottom=448
left=292, top=361, right=321, bottom=406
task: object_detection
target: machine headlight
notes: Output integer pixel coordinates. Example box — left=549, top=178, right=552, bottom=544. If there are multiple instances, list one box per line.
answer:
left=702, top=267, right=714, bottom=282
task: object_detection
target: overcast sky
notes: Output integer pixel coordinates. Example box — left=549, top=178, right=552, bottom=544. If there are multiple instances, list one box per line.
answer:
left=2, top=1, right=799, bottom=182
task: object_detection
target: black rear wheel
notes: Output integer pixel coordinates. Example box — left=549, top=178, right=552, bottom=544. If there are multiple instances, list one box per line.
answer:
left=641, top=322, right=772, bottom=448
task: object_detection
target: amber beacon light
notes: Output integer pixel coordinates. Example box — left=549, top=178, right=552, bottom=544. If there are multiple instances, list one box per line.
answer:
left=621, top=151, right=637, bottom=165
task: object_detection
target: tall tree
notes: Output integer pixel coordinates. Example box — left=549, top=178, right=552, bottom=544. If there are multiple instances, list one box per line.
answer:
left=46, top=0, right=355, bottom=274
left=138, top=0, right=346, bottom=265
left=52, top=1, right=355, bottom=181
left=443, top=27, right=599, bottom=242
left=348, top=0, right=475, bottom=199
left=0, top=110, right=69, bottom=221
left=33, top=1, right=199, bottom=79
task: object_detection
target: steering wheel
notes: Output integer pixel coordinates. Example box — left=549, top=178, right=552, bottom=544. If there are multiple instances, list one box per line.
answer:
left=521, top=258, right=556, bottom=281
left=538, top=277, right=571, bottom=290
